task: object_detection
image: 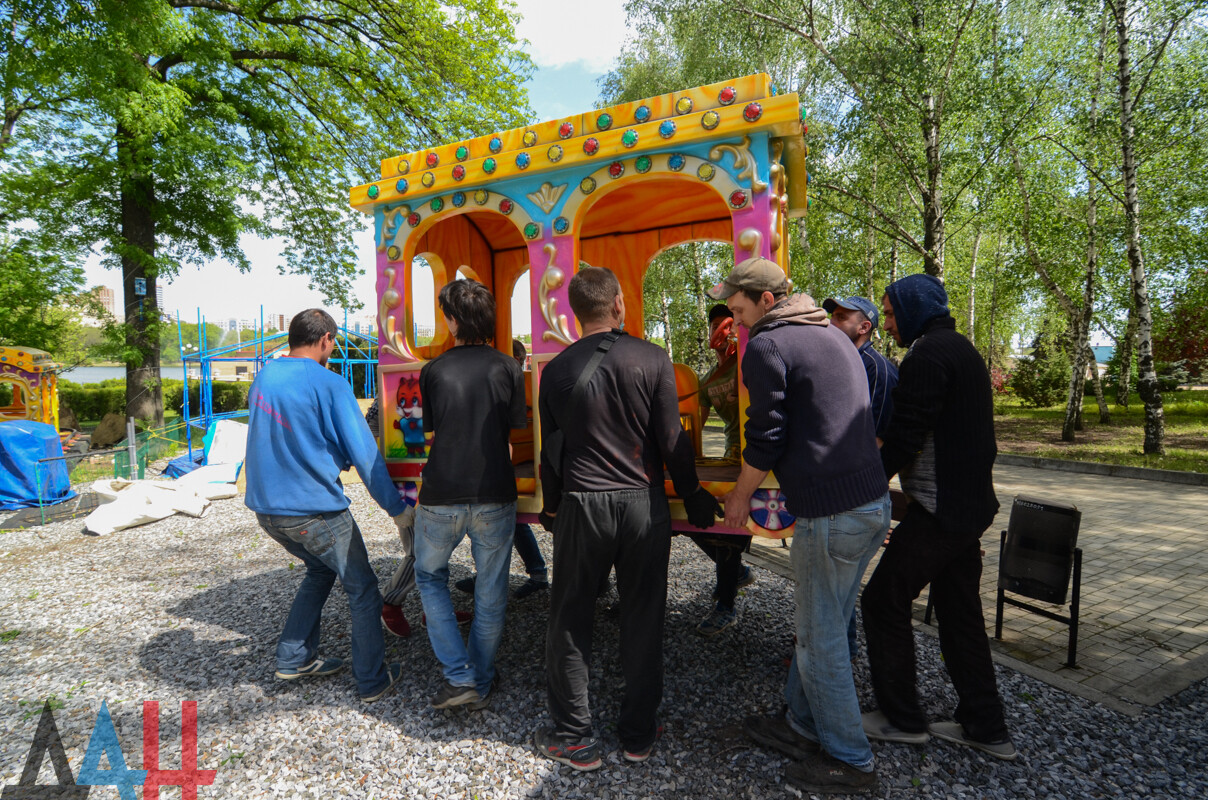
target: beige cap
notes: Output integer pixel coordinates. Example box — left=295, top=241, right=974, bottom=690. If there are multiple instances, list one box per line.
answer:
left=707, top=257, right=790, bottom=300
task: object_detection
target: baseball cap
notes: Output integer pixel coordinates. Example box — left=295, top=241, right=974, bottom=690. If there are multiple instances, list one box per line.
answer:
left=822, top=296, right=879, bottom=329
left=706, top=257, right=790, bottom=300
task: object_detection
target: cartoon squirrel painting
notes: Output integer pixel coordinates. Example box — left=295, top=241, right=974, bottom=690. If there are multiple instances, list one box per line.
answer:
left=393, top=375, right=426, bottom=457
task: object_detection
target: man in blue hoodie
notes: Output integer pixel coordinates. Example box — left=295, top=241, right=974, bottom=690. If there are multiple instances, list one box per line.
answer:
left=860, top=274, right=1016, bottom=761
left=245, top=309, right=406, bottom=703
left=714, top=257, right=891, bottom=795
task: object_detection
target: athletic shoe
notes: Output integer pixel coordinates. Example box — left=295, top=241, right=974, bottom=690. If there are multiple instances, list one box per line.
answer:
left=466, top=675, right=500, bottom=711
left=623, top=723, right=664, bottom=763
left=533, top=726, right=602, bottom=772
left=712, top=565, right=755, bottom=600
left=514, top=578, right=549, bottom=599
left=420, top=610, right=473, bottom=627
left=785, top=752, right=878, bottom=794
left=861, top=710, right=929, bottom=744
left=454, top=576, right=476, bottom=594
left=743, top=713, right=821, bottom=760
left=928, top=721, right=1018, bottom=761
left=696, top=604, right=737, bottom=637
left=430, top=680, right=479, bottom=709
left=275, top=656, right=343, bottom=681
left=381, top=603, right=411, bottom=638
left=359, top=662, right=402, bottom=703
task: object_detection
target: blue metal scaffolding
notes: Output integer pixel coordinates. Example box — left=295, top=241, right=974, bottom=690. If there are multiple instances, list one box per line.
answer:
left=177, top=308, right=378, bottom=459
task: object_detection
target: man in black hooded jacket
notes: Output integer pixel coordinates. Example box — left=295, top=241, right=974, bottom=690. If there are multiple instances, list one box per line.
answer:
left=860, top=273, right=1017, bottom=761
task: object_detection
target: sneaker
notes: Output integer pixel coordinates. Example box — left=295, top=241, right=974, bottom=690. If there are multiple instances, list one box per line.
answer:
left=744, top=713, right=821, bottom=761
left=785, top=752, right=878, bottom=794
left=533, top=726, right=602, bottom=772
left=466, top=675, right=500, bottom=711
left=861, top=710, right=929, bottom=744
left=275, top=656, right=343, bottom=681
left=381, top=603, right=411, bottom=638
left=430, top=679, right=479, bottom=709
left=623, top=723, right=664, bottom=763
left=359, top=662, right=402, bottom=703
left=928, top=721, right=1018, bottom=761
left=712, top=565, right=755, bottom=600
left=514, top=578, right=549, bottom=599
left=421, top=610, right=473, bottom=628
left=696, top=604, right=737, bottom=637
left=454, top=576, right=476, bottom=594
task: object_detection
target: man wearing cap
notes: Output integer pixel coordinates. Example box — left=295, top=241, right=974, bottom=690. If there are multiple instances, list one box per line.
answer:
left=859, top=273, right=1016, bottom=761
left=713, top=258, right=891, bottom=795
left=822, top=296, right=898, bottom=442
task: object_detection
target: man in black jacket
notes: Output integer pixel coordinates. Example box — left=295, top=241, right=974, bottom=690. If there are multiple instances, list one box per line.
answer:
left=534, top=265, right=719, bottom=771
left=860, top=273, right=1016, bottom=761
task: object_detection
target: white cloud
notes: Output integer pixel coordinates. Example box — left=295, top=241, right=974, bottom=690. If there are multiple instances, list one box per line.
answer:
left=512, top=0, right=632, bottom=72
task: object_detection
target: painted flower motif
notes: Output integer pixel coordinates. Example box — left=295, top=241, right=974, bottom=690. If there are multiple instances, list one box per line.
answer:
left=635, top=156, right=652, bottom=173
left=701, top=110, right=721, bottom=130
left=553, top=216, right=569, bottom=233
left=743, top=102, right=763, bottom=122
left=718, top=86, right=737, bottom=105
left=483, top=158, right=496, bottom=174
left=452, top=191, right=466, bottom=207
left=395, top=179, right=408, bottom=194
left=524, top=222, right=540, bottom=239
left=583, top=138, right=599, bottom=155
left=367, top=184, right=380, bottom=199
left=523, top=130, right=538, bottom=147
left=596, top=112, right=612, bottom=130
left=516, top=152, right=531, bottom=170
left=668, top=154, right=686, bottom=172
left=425, top=152, right=439, bottom=168
left=430, top=197, right=444, bottom=212
left=407, top=212, right=421, bottom=227
left=474, top=190, right=490, bottom=205
left=400, top=482, right=419, bottom=506
left=558, top=122, right=574, bottom=139
left=421, top=172, right=435, bottom=187
left=489, top=137, right=502, bottom=153
left=455, top=145, right=468, bottom=162
left=634, top=105, right=651, bottom=123
left=547, top=145, right=563, bottom=162
left=675, top=97, right=694, bottom=115
left=608, top=161, right=624, bottom=179
left=749, top=489, right=795, bottom=531
left=499, top=198, right=514, bottom=214
left=580, top=177, right=597, bottom=194
left=729, top=190, right=748, bottom=208
left=451, top=165, right=465, bottom=181
left=621, top=129, right=638, bottom=148
left=658, top=120, right=676, bottom=139
left=697, top=164, right=716, bottom=181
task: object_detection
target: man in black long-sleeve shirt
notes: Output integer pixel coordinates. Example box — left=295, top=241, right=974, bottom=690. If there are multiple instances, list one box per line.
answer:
left=860, top=273, right=1016, bottom=761
left=534, top=266, right=719, bottom=771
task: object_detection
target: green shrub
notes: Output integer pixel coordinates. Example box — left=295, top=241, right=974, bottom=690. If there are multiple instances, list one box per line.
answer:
left=58, top=379, right=126, bottom=421
left=1010, top=321, right=1070, bottom=408
left=165, top=379, right=250, bottom=415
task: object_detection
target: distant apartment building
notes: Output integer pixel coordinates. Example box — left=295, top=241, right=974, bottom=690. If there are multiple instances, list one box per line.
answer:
left=94, top=286, right=116, bottom=316
left=155, top=285, right=164, bottom=309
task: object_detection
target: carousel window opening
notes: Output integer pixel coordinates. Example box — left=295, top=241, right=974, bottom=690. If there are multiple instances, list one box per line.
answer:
left=409, top=255, right=436, bottom=351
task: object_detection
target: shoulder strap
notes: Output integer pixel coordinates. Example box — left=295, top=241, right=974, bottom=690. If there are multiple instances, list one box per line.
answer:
left=567, top=331, right=621, bottom=418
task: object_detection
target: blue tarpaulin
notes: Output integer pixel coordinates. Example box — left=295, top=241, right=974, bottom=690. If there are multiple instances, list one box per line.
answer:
left=0, top=421, right=76, bottom=510
left=164, top=449, right=205, bottom=478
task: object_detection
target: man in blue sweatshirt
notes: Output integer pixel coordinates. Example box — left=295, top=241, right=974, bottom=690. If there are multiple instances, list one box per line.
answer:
left=245, top=309, right=406, bottom=703
left=714, top=258, right=891, bottom=795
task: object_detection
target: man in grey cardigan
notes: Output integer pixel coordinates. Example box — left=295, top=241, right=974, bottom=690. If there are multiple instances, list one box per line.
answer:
left=715, top=257, right=891, bottom=795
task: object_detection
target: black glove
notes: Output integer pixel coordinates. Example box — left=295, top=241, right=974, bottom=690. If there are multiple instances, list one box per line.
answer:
left=684, top=487, right=722, bottom=530
left=538, top=510, right=558, bottom=532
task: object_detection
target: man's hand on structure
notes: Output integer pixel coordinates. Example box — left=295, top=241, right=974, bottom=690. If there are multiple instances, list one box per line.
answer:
left=685, top=487, right=722, bottom=530
left=538, top=510, right=557, bottom=532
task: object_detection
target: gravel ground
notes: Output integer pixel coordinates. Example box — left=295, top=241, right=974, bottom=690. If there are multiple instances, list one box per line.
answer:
left=1, top=483, right=1205, bottom=799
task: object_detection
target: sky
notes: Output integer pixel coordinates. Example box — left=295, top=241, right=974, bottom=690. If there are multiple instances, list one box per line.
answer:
left=83, top=0, right=632, bottom=334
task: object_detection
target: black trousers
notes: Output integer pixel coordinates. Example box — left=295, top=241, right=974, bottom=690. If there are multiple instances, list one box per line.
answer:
left=861, top=504, right=1009, bottom=742
left=546, top=488, right=671, bottom=751
left=687, top=533, right=752, bottom=608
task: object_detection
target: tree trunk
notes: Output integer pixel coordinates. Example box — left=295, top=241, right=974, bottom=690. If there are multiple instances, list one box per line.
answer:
left=118, top=124, right=164, bottom=427
left=1113, top=0, right=1164, bottom=453
left=689, top=244, right=708, bottom=373
left=1117, top=309, right=1137, bottom=406
left=865, top=166, right=878, bottom=299
left=1086, top=344, right=1111, bottom=423
left=921, top=91, right=944, bottom=279
left=987, top=237, right=1001, bottom=372
left=967, top=228, right=981, bottom=344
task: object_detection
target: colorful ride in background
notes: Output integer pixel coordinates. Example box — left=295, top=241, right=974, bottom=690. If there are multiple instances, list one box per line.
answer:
left=0, top=346, right=61, bottom=432
left=350, top=74, right=808, bottom=537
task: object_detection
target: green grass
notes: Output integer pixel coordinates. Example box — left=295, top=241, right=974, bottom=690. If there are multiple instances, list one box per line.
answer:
left=994, top=390, right=1208, bottom=473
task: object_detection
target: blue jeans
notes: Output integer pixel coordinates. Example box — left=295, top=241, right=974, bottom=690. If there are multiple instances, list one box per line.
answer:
left=415, top=502, right=515, bottom=695
left=514, top=523, right=547, bottom=582
left=783, top=493, right=891, bottom=770
left=256, top=510, right=389, bottom=698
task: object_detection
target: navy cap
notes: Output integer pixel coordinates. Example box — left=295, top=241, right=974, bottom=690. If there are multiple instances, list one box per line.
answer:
left=822, top=296, right=879, bottom=329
